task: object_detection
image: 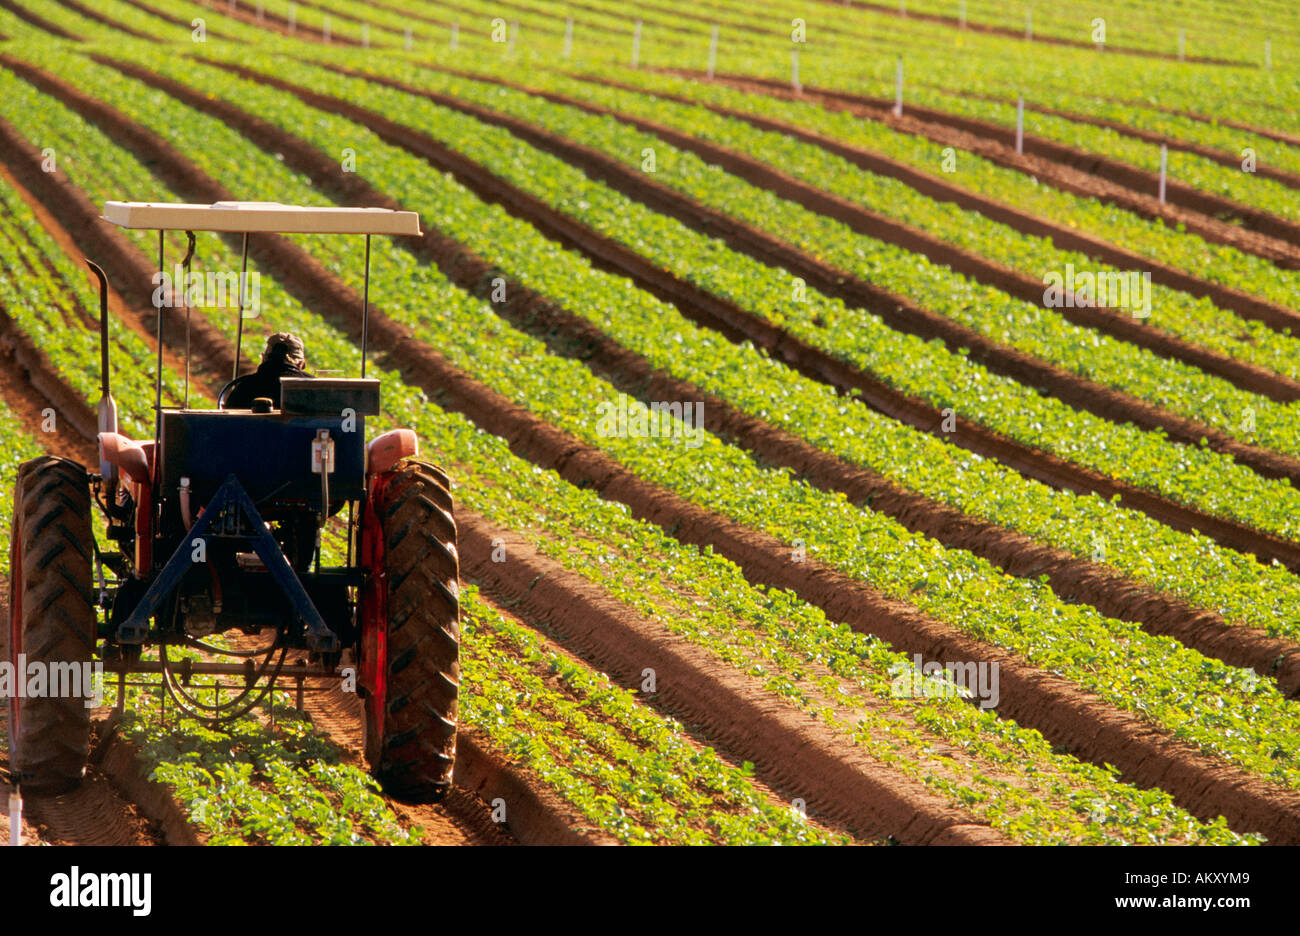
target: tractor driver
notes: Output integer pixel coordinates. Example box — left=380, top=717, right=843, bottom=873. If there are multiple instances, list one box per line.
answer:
left=219, top=332, right=312, bottom=410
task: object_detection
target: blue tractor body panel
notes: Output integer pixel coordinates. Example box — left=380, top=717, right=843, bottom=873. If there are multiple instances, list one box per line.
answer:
left=159, top=410, right=367, bottom=511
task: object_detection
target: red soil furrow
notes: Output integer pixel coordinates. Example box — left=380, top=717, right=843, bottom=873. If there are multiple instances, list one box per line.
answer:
left=92, top=718, right=202, bottom=845
left=1155, top=105, right=1300, bottom=150
left=199, top=62, right=1300, bottom=695
left=710, top=74, right=1300, bottom=269
left=34, top=58, right=1300, bottom=843
left=17, top=763, right=163, bottom=845
left=0, top=293, right=98, bottom=443
left=770, top=79, right=1300, bottom=246
left=637, top=71, right=1300, bottom=338
left=283, top=62, right=1300, bottom=566
left=0, top=342, right=90, bottom=462
left=930, top=84, right=1300, bottom=192
left=458, top=512, right=1008, bottom=845
left=51, top=0, right=159, bottom=40
left=820, top=0, right=1249, bottom=66
left=0, top=0, right=79, bottom=39
left=1, top=718, right=164, bottom=847
left=295, top=682, right=517, bottom=846
left=567, top=75, right=1300, bottom=403
left=454, top=731, right=616, bottom=845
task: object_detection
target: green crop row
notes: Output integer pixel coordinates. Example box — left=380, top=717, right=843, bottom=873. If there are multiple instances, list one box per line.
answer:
left=477, top=64, right=1300, bottom=463
left=201, top=50, right=1300, bottom=650
left=0, top=177, right=181, bottom=440
left=690, top=0, right=1300, bottom=125
left=266, top=50, right=1300, bottom=551
left=461, top=586, right=848, bottom=844
left=118, top=702, right=425, bottom=845
left=50, top=47, right=1300, bottom=797
left=4, top=47, right=1264, bottom=843
left=590, top=65, right=1300, bottom=364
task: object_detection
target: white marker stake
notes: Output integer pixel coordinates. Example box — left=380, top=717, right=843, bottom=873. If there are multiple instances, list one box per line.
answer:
left=899, top=0, right=906, bottom=16
left=959, top=0, right=966, bottom=29
left=9, top=791, right=20, bottom=847
left=508, top=21, right=517, bottom=55
left=893, top=57, right=903, bottom=116
left=1177, top=28, right=1185, bottom=62
left=563, top=16, right=573, bottom=59
left=362, top=23, right=369, bottom=48
left=1158, top=144, right=1168, bottom=204
left=451, top=22, right=459, bottom=52
left=256, top=1, right=263, bottom=23
left=1025, top=7, right=1032, bottom=41
left=1265, top=39, right=1272, bottom=69
left=287, top=3, right=295, bottom=35
left=791, top=48, right=801, bottom=92
left=322, top=14, right=330, bottom=43
left=632, top=20, right=641, bottom=68
left=707, top=24, right=718, bottom=79
left=404, top=25, right=412, bottom=51
left=1015, top=94, right=1024, bottom=154
left=228, top=0, right=236, bottom=13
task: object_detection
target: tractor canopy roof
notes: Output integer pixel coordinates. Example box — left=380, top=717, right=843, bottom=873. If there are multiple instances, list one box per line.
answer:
left=101, top=201, right=422, bottom=236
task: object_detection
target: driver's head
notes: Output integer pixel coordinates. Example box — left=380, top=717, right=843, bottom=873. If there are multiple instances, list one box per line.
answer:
left=263, top=332, right=306, bottom=370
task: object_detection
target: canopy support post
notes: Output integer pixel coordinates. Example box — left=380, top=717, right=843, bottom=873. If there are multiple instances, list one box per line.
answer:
left=233, top=232, right=249, bottom=380
left=360, top=234, right=371, bottom=378
left=181, top=231, right=196, bottom=410
left=154, top=230, right=165, bottom=471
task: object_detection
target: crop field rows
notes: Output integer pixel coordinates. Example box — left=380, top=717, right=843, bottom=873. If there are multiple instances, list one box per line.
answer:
left=0, top=0, right=1297, bottom=848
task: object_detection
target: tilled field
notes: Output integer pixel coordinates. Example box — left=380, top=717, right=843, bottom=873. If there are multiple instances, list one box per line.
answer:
left=1, top=0, right=1298, bottom=845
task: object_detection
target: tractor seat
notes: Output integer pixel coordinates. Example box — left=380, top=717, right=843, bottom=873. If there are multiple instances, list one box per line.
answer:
left=218, top=365, right=312, bottom=410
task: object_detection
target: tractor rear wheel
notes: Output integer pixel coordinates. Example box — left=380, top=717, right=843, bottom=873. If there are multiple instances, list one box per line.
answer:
left=7, top=456, right=96, bottom=793
left=363, top=460, right=460, bottom=801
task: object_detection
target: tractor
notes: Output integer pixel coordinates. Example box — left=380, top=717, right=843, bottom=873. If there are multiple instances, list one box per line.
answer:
left=6, top=201, right=460, bottom=801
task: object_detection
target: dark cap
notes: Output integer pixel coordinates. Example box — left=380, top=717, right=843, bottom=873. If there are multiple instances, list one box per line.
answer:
left=263, top=332, right=305, bottom=367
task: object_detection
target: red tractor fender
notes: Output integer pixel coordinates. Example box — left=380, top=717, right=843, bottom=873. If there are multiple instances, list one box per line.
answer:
left=99, top=431, right=156, bottom=574
left=366, top=428, right=417, bottom=477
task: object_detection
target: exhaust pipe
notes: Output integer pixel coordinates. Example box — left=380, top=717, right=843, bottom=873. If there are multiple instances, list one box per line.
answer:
left=86, top=260, right=117, bottom=483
